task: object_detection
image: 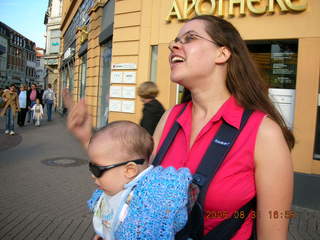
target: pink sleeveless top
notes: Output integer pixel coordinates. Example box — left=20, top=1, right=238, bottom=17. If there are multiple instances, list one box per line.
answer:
left=157, top=96, right=266, bottom=239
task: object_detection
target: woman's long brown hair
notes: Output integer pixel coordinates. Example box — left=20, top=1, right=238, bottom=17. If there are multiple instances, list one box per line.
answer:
left=182, top=15, right=295, bottom=150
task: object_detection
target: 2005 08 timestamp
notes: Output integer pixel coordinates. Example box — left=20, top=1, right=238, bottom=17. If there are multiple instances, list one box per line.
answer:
left=205, top=210, right=296, bottom=219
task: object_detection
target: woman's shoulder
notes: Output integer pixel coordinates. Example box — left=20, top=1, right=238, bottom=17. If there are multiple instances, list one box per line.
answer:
left=254, top=116, right=290, bottom=164
left=257, top=116, right=284, bottom=140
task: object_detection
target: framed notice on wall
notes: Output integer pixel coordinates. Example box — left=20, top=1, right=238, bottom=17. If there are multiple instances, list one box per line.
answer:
left=109, top=86, right=122, bottom=98
left=109, top=100, right=122, bottom=112
left=123, top=72, right=136, bottom=84
left=110, top=72, right=123, bottom=83
left=122, top=86, right=136, bottom=99
left=122, top=100, right=135, bottom=113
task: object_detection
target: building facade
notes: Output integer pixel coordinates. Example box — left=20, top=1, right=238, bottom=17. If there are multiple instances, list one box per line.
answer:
left=59, top=0, right=320, bottom=209
left=0, top=22, right=37, bottom=88
left=0, top=29, right=8, bottom=89
left=35, top=47, right=46, bottom=88
left=44, top=0, right=63, bottom=92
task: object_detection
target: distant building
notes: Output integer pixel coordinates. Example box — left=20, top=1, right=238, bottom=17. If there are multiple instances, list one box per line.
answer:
left=44, top=0, right=62, bottom=92
left=0, top=21, right=37, bottom=88
left=0, top=28, right=8, bottom=88
left=35, top=47, right=46, bottom=88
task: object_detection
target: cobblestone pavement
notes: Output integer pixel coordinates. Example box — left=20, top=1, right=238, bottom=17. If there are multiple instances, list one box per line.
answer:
left=0, top=114, right=96, bottom=240
left=0, top=113, right=319, bottom=239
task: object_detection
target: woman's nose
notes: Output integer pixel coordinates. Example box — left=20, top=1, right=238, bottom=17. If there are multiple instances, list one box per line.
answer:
left=168, top=40, right=182, bottom=51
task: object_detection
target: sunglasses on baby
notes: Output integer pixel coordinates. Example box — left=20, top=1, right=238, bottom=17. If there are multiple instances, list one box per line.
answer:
left=89, top=159, right=145, bottom=178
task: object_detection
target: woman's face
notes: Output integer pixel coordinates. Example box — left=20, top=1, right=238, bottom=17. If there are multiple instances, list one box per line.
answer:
left=168, top=20, right=220, bottom=89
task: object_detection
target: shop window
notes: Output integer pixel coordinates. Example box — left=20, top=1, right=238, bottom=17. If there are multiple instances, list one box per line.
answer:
left=247, top=40, right=298, bottom=129
left=79, top=53, right=87, bottom=98
left=150, top=45, right=158, bottom=83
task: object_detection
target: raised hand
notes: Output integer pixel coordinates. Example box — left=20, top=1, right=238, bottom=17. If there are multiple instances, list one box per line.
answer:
left=63, top=89, right=92, bottom=149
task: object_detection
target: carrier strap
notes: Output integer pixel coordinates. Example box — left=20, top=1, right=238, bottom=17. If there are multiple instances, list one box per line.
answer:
left=153, top=104, right=255, bottom=240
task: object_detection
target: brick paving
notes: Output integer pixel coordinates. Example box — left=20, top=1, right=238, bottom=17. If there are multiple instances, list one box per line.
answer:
left=0, top=114, right=95, bottom=240
left=0, top=113, right=319, bottom=239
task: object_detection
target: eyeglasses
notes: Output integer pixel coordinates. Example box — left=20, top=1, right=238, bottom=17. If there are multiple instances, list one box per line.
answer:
left=89, top=159, right=145, bottom=178
left=169, top=31, right=217, bottom=50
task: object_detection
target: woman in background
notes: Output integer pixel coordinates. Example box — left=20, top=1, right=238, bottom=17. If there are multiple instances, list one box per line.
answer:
left=137, top=81, right=165, bottom=136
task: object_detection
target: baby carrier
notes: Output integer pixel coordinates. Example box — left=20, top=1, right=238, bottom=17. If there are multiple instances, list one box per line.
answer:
left=153, top=105, right=257, bottom=240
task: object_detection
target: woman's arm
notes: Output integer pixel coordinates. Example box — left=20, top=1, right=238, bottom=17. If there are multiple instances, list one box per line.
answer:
left=149, top=107, right=173, bottom=163
left=255, top=117, right=293, bottom=240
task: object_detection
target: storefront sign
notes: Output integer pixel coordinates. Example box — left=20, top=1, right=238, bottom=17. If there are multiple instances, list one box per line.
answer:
left=112, top=63, right=137, bottom=70
left=45, top=59, right=58, bottom=65
left=166, top=0, right=307, bottom=21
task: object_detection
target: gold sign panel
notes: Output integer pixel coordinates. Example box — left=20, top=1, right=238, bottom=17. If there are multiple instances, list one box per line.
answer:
left=166, top=0, right=308, bottom=21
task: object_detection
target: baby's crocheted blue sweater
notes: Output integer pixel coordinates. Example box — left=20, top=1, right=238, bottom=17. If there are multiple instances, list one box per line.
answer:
left=88, top=166, right=192, bottom=240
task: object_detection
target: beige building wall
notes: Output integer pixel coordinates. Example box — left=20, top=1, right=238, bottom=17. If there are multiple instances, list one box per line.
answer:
left=109, top=0, right=179, bottom=123
left=59, top=0, right=320, bottom=174
left=109, top=0, right=143, bottom=123
left=110, top=0, right=320, bottom=174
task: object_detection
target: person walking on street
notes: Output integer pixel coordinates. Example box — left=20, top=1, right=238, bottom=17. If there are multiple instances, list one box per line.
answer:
left=42, top=83, right=55, bottom=121
left=17, top=85, right=30, bottom=127
left=27, top=84, right=40, bottom=123
left=31, top=98, right=43, bottom=127
left=137, top=81, right=165, bottom=136
left=1, top=84, right=20, bottom=135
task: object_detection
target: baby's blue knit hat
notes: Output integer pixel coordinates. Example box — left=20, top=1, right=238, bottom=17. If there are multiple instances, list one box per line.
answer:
left=115, top=166, right=192, bottom=240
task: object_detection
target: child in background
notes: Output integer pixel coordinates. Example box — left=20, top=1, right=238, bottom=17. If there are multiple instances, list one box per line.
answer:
left=31, top=98, right=43, bottom=127
left=87, top=120, right=191, bottom=240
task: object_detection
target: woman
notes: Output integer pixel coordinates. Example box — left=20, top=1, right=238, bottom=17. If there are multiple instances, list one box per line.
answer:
left=1, top=84, right=20, bottom=135
left=153, top=15, right=294, bottom=239
left=137, top=81, right=165, bottom=135
left=65, top=15, right=293, bottom=239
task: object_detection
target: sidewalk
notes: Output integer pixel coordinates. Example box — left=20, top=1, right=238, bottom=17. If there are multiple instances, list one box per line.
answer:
left=0, top=113, right=319, bottom=239
left=0, top=113, right=95, bottom=240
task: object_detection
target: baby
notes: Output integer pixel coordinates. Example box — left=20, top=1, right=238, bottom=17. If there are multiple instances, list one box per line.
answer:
left=87, top=121, right=191, bottom=240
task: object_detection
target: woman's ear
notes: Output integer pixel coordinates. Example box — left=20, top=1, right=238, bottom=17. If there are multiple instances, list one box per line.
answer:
left=214, top=46, right=231, bottom=64
left=124, top=163, right=139, bottom=179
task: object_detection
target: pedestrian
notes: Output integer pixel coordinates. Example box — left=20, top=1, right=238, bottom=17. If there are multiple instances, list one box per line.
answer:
left=64, top=15, right=295, bottom=239
left=42, top=83, right=55, bottom=121
left=31, top=98, right=43, bottom=127
left=1, top=84, right=20, bottom=135
left=86, top=121, right=191, bottom=240
left=17, top=85, right=29, bottom=127
left=27, top=83, right=40, bottom=123
left=38, top=86, right=45, bottom=107
left=137, top=81, right=165, bottom=135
